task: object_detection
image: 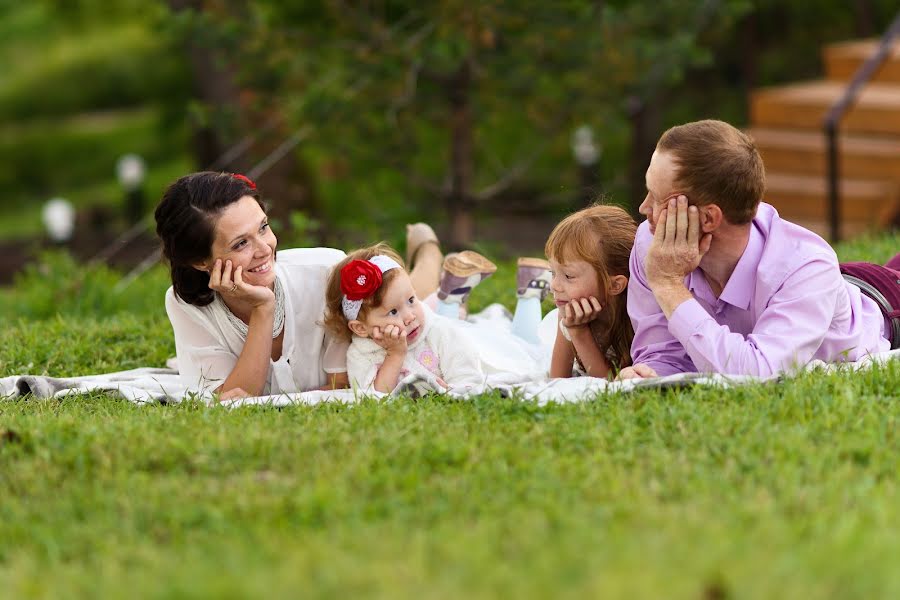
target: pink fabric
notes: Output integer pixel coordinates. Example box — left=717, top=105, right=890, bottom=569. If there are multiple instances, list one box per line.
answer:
left=884, top=252, right=900, bottom=272
left=628, top=203, right=890, bottom=377
left=840, top=261, right=900, bottom=347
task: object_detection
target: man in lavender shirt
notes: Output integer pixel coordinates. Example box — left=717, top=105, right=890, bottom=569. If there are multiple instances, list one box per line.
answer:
left=621, top=119, right=896, bottom=379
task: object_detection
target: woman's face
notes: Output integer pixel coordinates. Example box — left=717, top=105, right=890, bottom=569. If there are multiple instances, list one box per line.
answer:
left=205, top=196, right=277, bottom=288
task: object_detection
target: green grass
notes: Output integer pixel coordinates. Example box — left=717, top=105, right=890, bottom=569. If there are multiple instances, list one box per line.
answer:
left=0, top=233, right=898, bottom=598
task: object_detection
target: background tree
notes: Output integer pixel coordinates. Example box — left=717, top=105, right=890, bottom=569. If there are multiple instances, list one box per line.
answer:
left=192, top=0, right=752, bottom=246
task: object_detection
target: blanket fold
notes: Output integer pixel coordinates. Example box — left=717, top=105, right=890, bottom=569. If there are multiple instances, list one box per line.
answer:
left=2, top=349, right=897, bottom=407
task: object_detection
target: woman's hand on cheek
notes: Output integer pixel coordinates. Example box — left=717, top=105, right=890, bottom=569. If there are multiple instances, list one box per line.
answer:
left=208, top=258, right=275, bottom=308
left=561, top=297, right=602, bottom=328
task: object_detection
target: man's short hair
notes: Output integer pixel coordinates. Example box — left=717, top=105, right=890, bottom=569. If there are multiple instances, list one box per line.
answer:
left=657, top=119, right=766, bottom=224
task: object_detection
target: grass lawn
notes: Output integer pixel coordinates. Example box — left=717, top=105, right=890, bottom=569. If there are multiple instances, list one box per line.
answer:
left=1, top=232, right=898, bottom=599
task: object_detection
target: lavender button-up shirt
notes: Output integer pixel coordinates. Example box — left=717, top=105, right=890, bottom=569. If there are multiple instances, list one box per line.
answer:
left=628, top=202, right=889, bottom=377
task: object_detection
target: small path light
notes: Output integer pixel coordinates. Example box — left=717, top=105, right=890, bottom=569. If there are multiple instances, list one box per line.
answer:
left=571, top=125, right=601, bottom=208
left=42, top=197, right=76, bottom=244
left=116, top=153, right=146, bottom=225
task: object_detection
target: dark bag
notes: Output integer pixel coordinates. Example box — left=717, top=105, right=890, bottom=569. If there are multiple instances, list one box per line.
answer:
left=840, top=262, right=900, bottom=350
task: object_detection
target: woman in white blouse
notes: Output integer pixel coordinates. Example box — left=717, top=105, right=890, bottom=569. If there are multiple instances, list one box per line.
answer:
left=155, top=171, right=442, bottom=399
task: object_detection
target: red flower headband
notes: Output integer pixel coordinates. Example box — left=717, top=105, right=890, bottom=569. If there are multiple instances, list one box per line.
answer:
left=340, top=255, right=402, bottom=320
left=233, top=173, right=257, bottom=189
left=341, top=260, right=383, bottom=301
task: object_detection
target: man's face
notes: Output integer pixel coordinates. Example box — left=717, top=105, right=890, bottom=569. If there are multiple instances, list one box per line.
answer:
left=639, top=150, right=682, bottom=235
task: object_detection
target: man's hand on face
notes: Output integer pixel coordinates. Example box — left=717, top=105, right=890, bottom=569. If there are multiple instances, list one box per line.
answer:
left=644, top=195, right=712, bottom=290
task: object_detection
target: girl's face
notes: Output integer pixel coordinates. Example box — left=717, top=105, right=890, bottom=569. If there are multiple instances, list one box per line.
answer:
left=548, top=257, right=603, bottom=307
left=204, top=196, right=277, bottom=288
left=357, top=270, right=426, bottom=343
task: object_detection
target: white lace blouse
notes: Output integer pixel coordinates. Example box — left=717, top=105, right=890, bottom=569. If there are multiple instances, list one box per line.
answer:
left=165, top=247, right=348, bottom=395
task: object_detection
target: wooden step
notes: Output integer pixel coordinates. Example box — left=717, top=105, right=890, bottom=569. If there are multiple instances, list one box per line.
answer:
left=747, top=127, right=900, bottom=182
left=750, top=80, right=900, bottom=135
left=764, top=172, right=899, bottom=230
left=824, top=39, right=900, bottom=84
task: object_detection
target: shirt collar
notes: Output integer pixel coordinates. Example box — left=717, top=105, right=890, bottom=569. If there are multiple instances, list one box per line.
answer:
left=685, top=220, right=763, bottom=311
left=716, top=221, right=764, bottom=310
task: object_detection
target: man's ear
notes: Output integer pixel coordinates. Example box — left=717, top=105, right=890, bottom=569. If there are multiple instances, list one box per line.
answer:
left=699, top=204, right=723, bottom=233
left=608, top=275, right=628, bottom=296
left=348, top=320, right=369, bottom=338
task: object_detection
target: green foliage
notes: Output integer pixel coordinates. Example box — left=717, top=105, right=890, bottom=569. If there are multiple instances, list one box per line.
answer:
left=199, top=0, right=756, bottom=230
left=0, top=1, right=191, bottom=219
left=0, top=5, right=188, bottom=120
left=0, top=108, right=188, bottom=197
left=2, top=0, right=898, bottom=241
left=282, top=210, right=323, bottom=249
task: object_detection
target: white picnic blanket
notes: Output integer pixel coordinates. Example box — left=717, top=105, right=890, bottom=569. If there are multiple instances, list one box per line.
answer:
left=2, top=305, right=898, bottom=406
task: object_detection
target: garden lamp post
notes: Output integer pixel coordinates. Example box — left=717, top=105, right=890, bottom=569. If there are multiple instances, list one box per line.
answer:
left=42, top=197, right=75, bottom=245
left=116, top=153, right=146, bottom=225
left=571, top=125, right=600, bottom=209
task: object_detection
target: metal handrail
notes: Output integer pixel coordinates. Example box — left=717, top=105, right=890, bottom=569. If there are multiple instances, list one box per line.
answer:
left=823, top=11, right=900, bottom=242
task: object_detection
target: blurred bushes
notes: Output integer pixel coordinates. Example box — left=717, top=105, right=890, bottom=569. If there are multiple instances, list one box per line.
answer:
left=0, top=251, right=170, bottom=319
left=0, top=109, right=187, bottom=196
left=0, top=23, right=188, bottom=120
left=0, top=2, right=191, bottom=216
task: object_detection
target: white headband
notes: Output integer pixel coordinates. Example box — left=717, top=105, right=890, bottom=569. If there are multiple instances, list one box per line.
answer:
left=341, top=255, right=401, bottom=321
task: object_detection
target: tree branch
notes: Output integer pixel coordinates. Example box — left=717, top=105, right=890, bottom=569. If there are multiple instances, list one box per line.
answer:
left=473, top=151, right=540, bottom=202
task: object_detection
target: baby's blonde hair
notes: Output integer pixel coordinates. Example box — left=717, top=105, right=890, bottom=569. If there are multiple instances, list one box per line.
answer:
left=545, top=203, right=637, bottom=370
left=323, top=243, right=406, bottom=342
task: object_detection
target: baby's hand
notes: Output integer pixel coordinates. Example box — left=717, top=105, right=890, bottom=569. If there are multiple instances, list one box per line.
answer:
left=372, top=325, right=408, bottom=355
left=561, top=297, right=602, bottom=329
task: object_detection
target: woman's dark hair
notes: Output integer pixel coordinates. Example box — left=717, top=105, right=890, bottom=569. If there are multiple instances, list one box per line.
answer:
left=155, top=171, right=264, bottom=306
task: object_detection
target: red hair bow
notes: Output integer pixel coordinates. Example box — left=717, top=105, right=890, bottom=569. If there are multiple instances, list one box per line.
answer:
left=233, top=173, right=257, bottom=189
left=340, top=260, right=383, bottom=301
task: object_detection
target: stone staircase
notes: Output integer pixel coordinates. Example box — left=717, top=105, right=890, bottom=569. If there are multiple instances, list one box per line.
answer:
left=748, top=38, right=900, bottom=239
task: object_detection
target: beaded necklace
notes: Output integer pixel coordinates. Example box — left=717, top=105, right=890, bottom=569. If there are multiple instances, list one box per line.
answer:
left=221, top=276, right=285, bottom=339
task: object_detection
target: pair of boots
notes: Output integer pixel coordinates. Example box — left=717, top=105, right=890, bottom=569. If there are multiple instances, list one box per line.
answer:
left=437, top=252, right=552, bottom=309
left=407, top=223, right=551, bottom=343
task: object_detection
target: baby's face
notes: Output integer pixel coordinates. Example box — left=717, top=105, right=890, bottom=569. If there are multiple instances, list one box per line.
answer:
left=360, top=270, right=426, bottom=343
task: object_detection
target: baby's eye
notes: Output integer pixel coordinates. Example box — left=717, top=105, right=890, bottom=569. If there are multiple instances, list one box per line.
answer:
left=388, top=309, right=398, bottom=316
left=407, top=296, right=415, bottom=305
left=565, top=274, right=574, bottom=280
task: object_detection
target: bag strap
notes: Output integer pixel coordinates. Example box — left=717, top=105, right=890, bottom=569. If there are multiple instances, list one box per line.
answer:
left=843, top=274, right=900, bottom=349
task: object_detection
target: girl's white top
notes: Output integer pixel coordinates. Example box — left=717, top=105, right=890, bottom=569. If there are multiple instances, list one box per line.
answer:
left=346, top=305, right=484, bottom=392
left=165, top=247, right=348, bottom=395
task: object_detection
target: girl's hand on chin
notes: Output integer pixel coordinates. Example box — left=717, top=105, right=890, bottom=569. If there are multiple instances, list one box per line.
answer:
left=208, top=259, right=275, bottom=308
left=371, top=325, right=408, bottom=355
left=561, top=297, right=602, bottom=329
